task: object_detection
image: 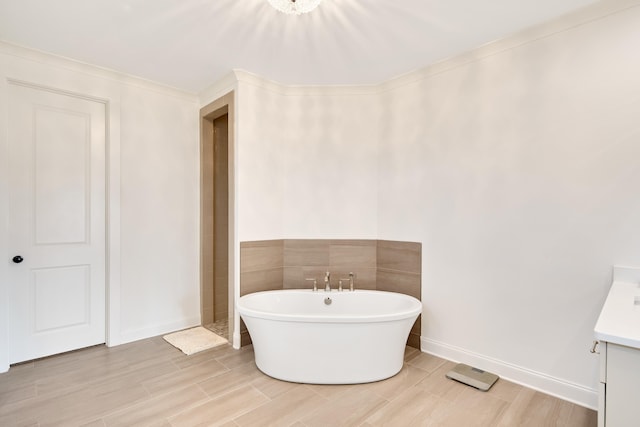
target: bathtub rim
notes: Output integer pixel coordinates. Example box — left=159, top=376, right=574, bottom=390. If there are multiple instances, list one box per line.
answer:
left=237, top=289, right=422, bottom=324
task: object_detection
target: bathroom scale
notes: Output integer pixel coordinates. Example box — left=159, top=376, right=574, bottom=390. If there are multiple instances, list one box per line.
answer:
left=445, top=363, right=499, bottom=391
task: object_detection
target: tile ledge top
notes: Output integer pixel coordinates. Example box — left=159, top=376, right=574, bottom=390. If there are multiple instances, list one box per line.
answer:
left=595, top=266, right=640, bottom=349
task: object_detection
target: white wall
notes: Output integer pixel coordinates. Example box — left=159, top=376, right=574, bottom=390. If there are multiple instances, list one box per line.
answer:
left=235, top=76, right=285, bottom=241
left=0, top=43, right=200, bottom=371
left=235, top=73, right=380, bottom=241
left=279, top=89, right=379, bottom=239
left=118, top=84, right=200, bottom=343
left=378, top=3, right=640, bottom=407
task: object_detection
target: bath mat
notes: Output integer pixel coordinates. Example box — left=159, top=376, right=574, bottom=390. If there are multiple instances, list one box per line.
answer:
left=163, top=326, right=227, bottom=355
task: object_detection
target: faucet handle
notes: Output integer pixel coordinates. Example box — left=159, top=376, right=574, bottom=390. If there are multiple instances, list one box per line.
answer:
left=340, top=272, right=355, bottom=291
left=342, top=271, right=355, bottom=291
left=305, top=278, right=318, bottom=291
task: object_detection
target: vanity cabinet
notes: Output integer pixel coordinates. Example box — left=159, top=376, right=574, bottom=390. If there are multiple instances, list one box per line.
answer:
left=594, top=267, right=640, bottom=427
left=598, top=341, right=640, bottom=426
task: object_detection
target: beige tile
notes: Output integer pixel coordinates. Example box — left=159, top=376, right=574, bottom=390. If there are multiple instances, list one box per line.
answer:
left=240, top=330, right=252, bottom=347
left=329, top=239, right=377, bottom=247
left=283, top=266, right=307, bottom=289
left=0, top=414, right=38, bottom=427
left=0, top=336, right=596, bottom=427
left=240, top=241, right=283, bottom=273
left=303, top=383, right=360, bottom=400
left=419, top=361, right=515, bottom=422
left=403, top=346, right=422, bottom=363
left=339, top=268, right=376, bottom=290
left=364, top=386, right=442, bottom=426
left=240, top=268, right=283, bottom=296
left=110, top=338, right=179, bottom=365
left=407, top=332, right=421, bottom=349
left=239, top=240, right=280, bottom=249
left=486, top=377, right=524, bottom=404
left=171, top=345, right=235, bottom=370
left=0, top=362, right=34, bottom=388
left=567, top=404, right=598, bottom=427
left=202, top=308, right=214, bottom=325
left=35, top=354, right=131, bottom=396
left=376, top=240, right=421, bottom=273
left=437, top=387, right=509, bottom=426
left=329, top=242, right=376, bottom=270
left=234, top=386, right=324, bottom=427
left=215, top=346, right=256, bottom=370
left=29, top=344, right=110, bottom=373
left=143, top=358, right=229, bottom=396
left=406, top=352, right=447, bottom=374
left=167, top=385, right=269, bottom=427
left=250, top=374, right=304, bottom=399
left=283, top=239, right=330, bottom=267
left=198, top=362, right=263, bottom=398
left=414, top=360, right=470, bottom=401
left=202, top=283, right=214, bottom=315
left=360, top=364, right=430, bottom=401
left=0, top=382, right=36, bottom=405
left=103, top=385, right=208, bottom=426
left=127, top=359, right=182, bottom=384
left=213, top=309, right=228, bottom=322
left=214, top=259, right=228, bottom=274
left=410, top=315, right=421, bottom=334
left=283, top=266, right=347, bottom=289
left=497, top=387, right=575, bottom=426
left=376, top=268, right=421, bottom=299
left=302, top=387, right=387, bottom=427
left=18, top=376, right=149, bottom=426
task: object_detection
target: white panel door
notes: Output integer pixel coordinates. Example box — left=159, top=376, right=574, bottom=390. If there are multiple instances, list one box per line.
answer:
left=7, top=83, right=106, bottom=364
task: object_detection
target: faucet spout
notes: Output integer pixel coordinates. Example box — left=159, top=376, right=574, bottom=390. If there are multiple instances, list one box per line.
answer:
left=324, top=271, right=331, bottom=292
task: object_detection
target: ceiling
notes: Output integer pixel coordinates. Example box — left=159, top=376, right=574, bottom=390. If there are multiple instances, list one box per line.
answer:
left=0, top=0, right=600, bottom=93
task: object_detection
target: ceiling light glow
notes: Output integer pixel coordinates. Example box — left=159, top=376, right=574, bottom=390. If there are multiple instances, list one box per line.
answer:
left=268, top=0, right=322, bottom=15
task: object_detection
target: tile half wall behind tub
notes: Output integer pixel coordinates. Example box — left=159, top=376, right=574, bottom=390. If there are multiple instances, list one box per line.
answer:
left=239, top=239, right=422, bottom=348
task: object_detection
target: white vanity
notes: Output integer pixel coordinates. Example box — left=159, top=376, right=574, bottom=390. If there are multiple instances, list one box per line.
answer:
left=594, top=266, right=640, bottom=427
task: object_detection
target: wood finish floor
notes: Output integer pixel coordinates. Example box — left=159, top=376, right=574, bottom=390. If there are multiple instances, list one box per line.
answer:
left=0, top=336, right=596, bottom=426
left=204, top=319, right=229, bottom=340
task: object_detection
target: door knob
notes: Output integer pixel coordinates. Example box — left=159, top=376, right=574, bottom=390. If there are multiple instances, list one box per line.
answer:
left=12, top=255, right=23, bottom=264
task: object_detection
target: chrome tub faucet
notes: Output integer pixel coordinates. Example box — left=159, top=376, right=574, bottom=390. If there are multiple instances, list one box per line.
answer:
left=339, top=272, right=355, bottom=291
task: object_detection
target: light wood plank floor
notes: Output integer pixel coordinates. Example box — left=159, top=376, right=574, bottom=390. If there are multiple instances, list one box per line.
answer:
left=0, top=336, right=597, bottom=426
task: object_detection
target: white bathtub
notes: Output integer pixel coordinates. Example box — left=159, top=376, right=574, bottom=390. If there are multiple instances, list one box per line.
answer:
left=237, top=289, right=421, bottom=384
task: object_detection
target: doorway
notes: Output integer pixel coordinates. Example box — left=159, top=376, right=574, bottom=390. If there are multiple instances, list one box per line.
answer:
left=200, top=93, right=234, bottom=341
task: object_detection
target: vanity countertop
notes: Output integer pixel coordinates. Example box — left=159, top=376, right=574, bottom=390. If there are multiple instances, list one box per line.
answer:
left=595, top=280, right=640, bottom=349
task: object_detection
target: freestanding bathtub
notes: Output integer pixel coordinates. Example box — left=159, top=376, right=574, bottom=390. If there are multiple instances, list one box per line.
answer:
left=237, top=289, right=421, bottom=384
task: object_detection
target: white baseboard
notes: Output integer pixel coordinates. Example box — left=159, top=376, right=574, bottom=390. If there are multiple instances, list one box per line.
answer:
left=421, top=337, right=598, bottom=410
left=117, top=316, right=201, bottom=346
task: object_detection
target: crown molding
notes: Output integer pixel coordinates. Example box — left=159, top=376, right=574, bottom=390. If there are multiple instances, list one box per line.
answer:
left=379, top=0, right=640, bottom=92
left=198, top=71, right=237, bottom=106
left=0, top=40, right=197, bottom=102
